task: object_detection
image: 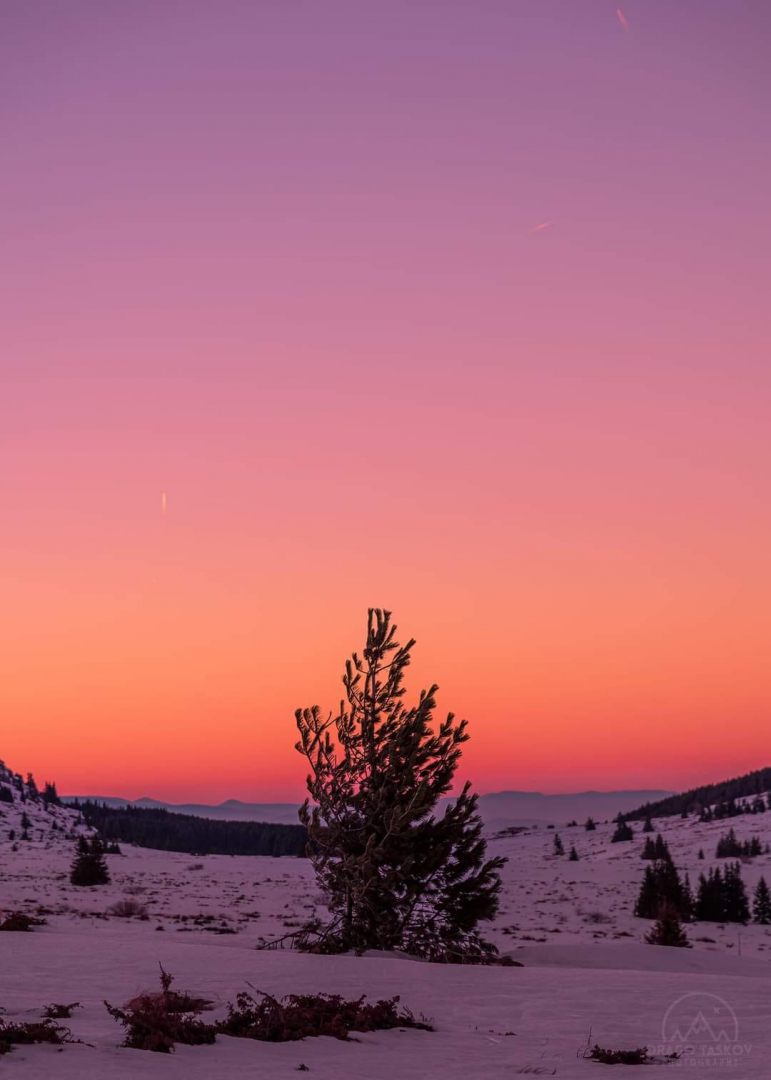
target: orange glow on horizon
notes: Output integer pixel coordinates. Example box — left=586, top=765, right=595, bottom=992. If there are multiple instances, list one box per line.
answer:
left=2, top=2, right=770, bottom=802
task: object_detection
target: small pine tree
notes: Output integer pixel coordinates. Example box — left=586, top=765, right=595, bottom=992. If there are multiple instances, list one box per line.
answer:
left=696, top=863, right=750, bottom=923
left=641, top=837, right=656, bottom=860
left=643, top=815, right=654, bottom=833
left=568, top=845, right=579, bottom=861
left=584, top=817, right=596, bottom=832
left=645, top=903, right=691, bottom=947
left=716, top=828, right=741, bottom=857
left=295, top=609, right=505, bottom=960
left=722, top=862, right=750, bottom=924
left=43, top=781, right=60, bottom=807
left=696, top=868, right=724, bottom=921
left=681, top=872, right=694, bottom=922
left=611, top=815, right=634, bottom=843
left=697, top=848, right=705, bottom=860
left=70, top=837, right=110, bottom=887
left=653, top=835, right=672, bottom=863
left=553, top=833, right=564, bottom=856
left=753, top=877, right=771, bottom=924
left=634, top=861, right=690, bottom=920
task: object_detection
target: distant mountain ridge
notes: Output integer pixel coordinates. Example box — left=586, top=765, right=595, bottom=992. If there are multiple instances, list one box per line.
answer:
left=64, top=788, right=673, bottom=827
left=63, top=796, right=302, bottom=825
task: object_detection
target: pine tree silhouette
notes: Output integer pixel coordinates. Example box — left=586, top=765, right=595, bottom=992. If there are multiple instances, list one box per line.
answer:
left=634, top=860, right=691, bottom=921
left=70, top=836, right=110, bottom=886
left=641, top=837, right=656, bottom=860
left=722, top=862, right=750, bottom=924
left=295, top=609, right=505, bottom=960
left=696, top=863, right=750, bottom=923
left=611, top=815, right=634, bottom=843
left=753, top=877, right=771, bottom=924
left=645, top=903, right=691, bottom=947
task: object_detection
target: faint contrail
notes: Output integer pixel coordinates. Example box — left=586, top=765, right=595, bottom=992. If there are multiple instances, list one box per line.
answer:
left=527, top=220, right=554, bottom=234
left=617, top=8, right=629, bottom=30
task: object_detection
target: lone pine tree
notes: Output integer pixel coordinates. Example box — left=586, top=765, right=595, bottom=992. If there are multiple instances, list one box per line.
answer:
left=70, top=836, right=110, bottom=887
left=295, top=609, right=505, bottom=960
left=645, top=903, right=691, bottom=948
left=753, top=877, right=771, bottom=924
left=611, top=815, right=634, bottom=843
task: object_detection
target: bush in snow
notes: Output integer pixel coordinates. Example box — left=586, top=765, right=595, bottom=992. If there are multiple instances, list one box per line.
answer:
left=0, top=912, right=47, bottom=932
left=108, top=899, right=149, bottom=919
left=218, top=989, right=433, bottom=1042
left=104, top=966, right=216, bottom=1053
left=0, top=1018, right=74, bottom=1056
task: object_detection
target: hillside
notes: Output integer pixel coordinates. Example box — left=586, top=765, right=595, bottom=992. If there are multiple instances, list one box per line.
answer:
left=72, top=800, right=307, bottom=856
left=0, top=762, right=85, bottom=852
left=625, top=766, right=771, bottom=820
left=4, top=788, right=771, bottom=1075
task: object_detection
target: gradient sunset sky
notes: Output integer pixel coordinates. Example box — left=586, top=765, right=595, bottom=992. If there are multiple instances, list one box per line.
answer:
left=2, top=1, right=770, bottom=801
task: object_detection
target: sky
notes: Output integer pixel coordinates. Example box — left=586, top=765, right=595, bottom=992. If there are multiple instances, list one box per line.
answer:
left=2, top=1, right=770, bottom=802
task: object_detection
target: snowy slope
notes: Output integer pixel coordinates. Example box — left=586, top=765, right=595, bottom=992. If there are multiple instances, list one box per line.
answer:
left=3, top=776, right=771, bottom=1076
left=0, top=765, right=85, bottom=853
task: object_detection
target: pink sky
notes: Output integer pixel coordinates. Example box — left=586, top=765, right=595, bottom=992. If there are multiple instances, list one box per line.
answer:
left=1, top=1, right=770, bottom=801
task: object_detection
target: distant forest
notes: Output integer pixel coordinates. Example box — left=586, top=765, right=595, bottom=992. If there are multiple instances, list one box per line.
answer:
left=72, top=800, right=308, bottom=857
left=625, top=766, right=771, bottom=821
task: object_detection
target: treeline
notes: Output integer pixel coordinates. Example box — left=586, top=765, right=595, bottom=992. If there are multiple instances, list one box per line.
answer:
left=625, top=766, right=771, bottom=821
left=72, top=801, right=308, bottom=857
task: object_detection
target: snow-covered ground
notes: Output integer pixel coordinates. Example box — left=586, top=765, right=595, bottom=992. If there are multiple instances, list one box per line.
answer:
left=3, top=777, right=771, bottom=1076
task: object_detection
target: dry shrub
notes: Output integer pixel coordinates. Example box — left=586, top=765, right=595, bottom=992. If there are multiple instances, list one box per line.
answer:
left=218, top=989, right=433, bottom=1042
left=0, top=1018, right=74, bottom=1055
left=579, top=1042, right=680, bottom=1065
left=108, top=899, right=149, bottom=919
left=122, top=883, right=147, bottom=896
left=104, top=966, right=216, bottom=1053
left=581, top=1044, right=649, bottom=1064
left=0, top=912, right=47, bottom=932
left=582, top=910, right=611, bottom=925
left=43, top=1002, right=81, bottom=1019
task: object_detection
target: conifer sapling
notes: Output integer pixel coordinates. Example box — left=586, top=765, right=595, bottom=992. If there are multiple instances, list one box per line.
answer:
left=295, top=609, right=505, bottom=960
